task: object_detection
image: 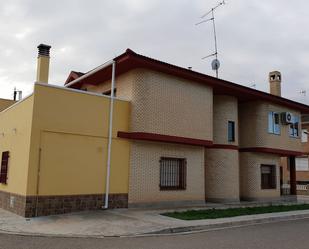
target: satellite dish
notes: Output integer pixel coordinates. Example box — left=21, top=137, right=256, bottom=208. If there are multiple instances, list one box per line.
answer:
left=211, top=59, right=220, bottom=71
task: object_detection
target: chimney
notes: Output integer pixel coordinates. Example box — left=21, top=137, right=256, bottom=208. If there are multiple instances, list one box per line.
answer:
left=269, top=71, right=281, bottom=97
left=36, top=44, right=51, bottom=83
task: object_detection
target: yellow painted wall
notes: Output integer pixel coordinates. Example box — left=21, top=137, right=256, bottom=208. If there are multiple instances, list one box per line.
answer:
left=38, top=131, right=130, bottom=195
left=27, top=84, right=130, bottom=196
left=0, top=98, right=16, bottom=112
left=0, top=96, right=34, bottom=195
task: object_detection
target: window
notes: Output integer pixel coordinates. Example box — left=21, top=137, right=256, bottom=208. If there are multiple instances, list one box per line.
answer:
left=289, top=115, right=300, bottom=138
left=261, top=165, right=276, bottom=189
left=268, top=112, right=280, bottom=135
left=301, top=129, right=308, bottom=143
left=103, top=88, right=117, bottom=97
left=296, top=157, right=309, bottom=171
left=0, top=151, right=9, bottom=184
left=228, top=121, right=235, bottom=142
left=160, top=157, right=186, bottom=190
left=302, top=129, right=308, bottom=143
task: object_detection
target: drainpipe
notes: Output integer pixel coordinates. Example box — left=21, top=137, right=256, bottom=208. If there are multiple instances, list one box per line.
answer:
left=103, top=60, right=116, bottom=209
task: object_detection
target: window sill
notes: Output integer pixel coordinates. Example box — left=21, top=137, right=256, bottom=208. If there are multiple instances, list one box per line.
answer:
left=289, top=136, right=300, bottom=139
left=160, top=187, right=186, bottom=191
left=268, top=132, right=281, bottom=136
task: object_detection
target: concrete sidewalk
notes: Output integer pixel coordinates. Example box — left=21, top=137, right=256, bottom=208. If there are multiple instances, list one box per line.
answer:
left=1, top=199, right=309, bottom=238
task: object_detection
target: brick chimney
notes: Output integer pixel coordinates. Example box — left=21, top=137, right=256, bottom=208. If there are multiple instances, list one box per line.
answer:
left=36, top=44, right=51, bottom=83
left=269, top=71, right=281, bottom=96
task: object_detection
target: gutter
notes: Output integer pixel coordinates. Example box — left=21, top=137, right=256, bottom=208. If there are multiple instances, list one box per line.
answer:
left=65, top=60, right=114, bottom=88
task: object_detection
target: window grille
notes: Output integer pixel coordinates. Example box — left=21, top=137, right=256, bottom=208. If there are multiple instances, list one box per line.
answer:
left=160, top=157, right=186, bottom=190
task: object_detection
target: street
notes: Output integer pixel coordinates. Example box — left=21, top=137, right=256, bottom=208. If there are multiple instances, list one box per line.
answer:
left=1, top=218, right=309, bottom=249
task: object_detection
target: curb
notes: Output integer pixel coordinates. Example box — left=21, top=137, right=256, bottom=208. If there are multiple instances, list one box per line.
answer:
left=141, top=213, right=309, bottom=236
left=0, top=212, right=309, bottom=239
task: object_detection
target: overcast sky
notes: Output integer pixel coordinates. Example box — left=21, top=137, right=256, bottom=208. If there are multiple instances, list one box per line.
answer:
left=1, top=0, right=309, bottom=103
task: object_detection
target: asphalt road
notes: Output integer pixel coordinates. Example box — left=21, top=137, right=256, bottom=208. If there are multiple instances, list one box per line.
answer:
left=1, top=218, right=309, bottom=249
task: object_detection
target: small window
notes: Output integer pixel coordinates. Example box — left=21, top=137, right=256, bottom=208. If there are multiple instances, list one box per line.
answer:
left=302, top=129, right=308, bottom=143
left=261, top=165, right=276, bottom=189
left=0, top=151, right=10, bottom=184
left=228, top=121, right=235, bottom=142
left=268, top=112, right=280, bottom=135
left=296, top=157, right=309, bottom=171
left=103, top=88, right=117, bottom=97
left=160, top=157, right=186, bottom=190
left=290, top=116, right=300, bottom=138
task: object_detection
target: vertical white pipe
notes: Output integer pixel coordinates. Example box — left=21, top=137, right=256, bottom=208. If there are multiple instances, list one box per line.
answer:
left=104, top=61, right=116, bottom=209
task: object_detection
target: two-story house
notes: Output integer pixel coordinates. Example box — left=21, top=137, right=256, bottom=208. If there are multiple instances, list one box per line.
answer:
left=66, top=49, right=306, bottom=205
left=0, top=45, right=308, bottom=217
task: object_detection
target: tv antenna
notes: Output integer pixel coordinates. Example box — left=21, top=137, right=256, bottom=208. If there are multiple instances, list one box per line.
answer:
left=196, top=1, right=226, bottom=78
left=13, top=87, right=22, bottom=101
left=300, top=90, right=306, bottom=96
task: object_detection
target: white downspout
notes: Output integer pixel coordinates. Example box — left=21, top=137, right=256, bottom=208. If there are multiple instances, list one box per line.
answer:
left=103, top=60, right=116, bottom=209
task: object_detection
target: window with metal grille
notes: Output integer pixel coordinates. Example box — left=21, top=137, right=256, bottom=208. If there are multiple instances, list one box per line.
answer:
left=159, top=157, right=186, bottom=190
left=261, top=164, right=276, bottom=189
left=0, top=151, right=9, bottom=184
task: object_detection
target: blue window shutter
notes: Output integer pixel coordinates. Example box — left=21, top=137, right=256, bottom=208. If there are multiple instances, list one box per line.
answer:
left=268, top=112, right=274, bottom=133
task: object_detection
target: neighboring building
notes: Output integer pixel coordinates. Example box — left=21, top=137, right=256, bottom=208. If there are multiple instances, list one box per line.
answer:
left=0, top=99, right=16, bottom=112
left=298, top=116, right=309, bottom=185
left=281, top=114, right=309, bottom=195
left=0, top=44, right=309, bottom=217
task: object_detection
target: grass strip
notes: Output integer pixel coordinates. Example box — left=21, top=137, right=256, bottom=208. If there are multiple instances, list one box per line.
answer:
left=163, top=204, right=309, bottom=220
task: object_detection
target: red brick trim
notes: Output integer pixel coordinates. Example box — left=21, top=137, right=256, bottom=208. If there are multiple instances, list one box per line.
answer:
left=65, top=71, right=84, bottom=84
left=239, top=147, right=303, bottom=156
left=117, top=132, right=213, bottom=147
left=118, top=132, right=303, bottom=155
left=210, top=144, right=239, bottom=150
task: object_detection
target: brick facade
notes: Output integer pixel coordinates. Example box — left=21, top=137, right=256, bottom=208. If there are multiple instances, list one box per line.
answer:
left=205, top=95, right=240, bottom=202
left=82, top=69, right=135, bottom=100
left=129, top=69, right=213, bottom=140
left=0, top=190, right=27, bottom=216
left=213, top=95, right=238, bottom=145
left=205, top=149, right=239, bottom=202
left=240, top=152, right=281, bottom=200
left=128, top=141, right=205, bottom=205
left=78, top=66, right=303, bottom=206
left=239, top=101, right=301, bottom=151
left=0, top=190, right=128, bottom=217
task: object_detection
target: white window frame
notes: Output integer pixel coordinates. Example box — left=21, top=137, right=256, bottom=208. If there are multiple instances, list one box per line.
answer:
left=296, top=157, right=309, bottom=171
left=289, top=115, right=300, bottom=138
left=302, top=129, right=308, bottom=143
left=268, top=112, right=280, bottom=135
